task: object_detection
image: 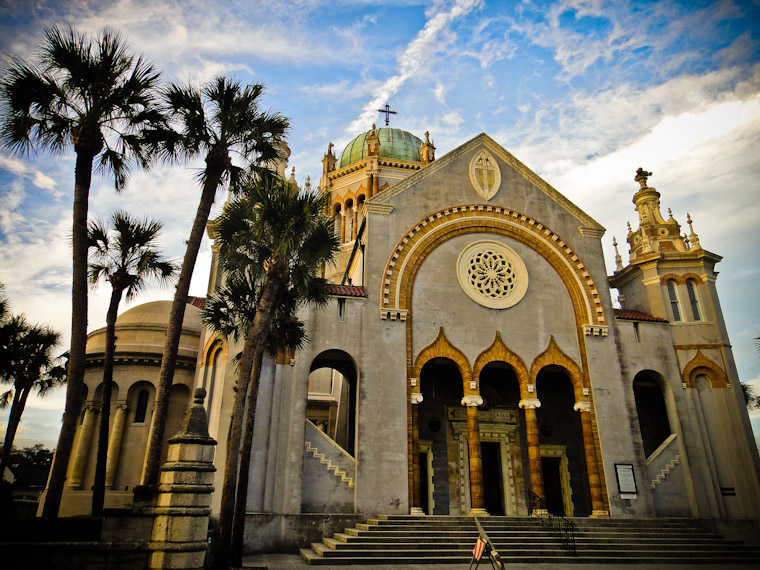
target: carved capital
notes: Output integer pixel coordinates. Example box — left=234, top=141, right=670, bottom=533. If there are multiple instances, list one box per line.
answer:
left=519, top=398, right=541, bottom=410
left=573, top=401, right=591, bottom=413
left=461, top=395, right=484, bottom=407
left=411, top=392, right=424, bottom=405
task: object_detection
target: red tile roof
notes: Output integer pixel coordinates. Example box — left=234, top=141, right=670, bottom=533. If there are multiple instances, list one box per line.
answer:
left=327, top=284, right=367, bottom=298
left=614, top=308, right=668, bottom=323
left=186, top=296, right=206, bottom=309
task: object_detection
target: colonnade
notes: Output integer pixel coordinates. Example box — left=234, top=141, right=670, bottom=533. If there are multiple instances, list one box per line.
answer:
left=409, top=372, right=608, bottom=517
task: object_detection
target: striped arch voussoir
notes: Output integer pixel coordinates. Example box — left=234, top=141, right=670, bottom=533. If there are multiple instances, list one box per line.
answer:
left=413, top=327, right=473, bottom=390
left=530, top=335, right=586, bottom=401
left=682, top=350, right=728, bottom=389
left=379, top=205, right=605, bottom=328
left=473, top=331, right=530, bottom=394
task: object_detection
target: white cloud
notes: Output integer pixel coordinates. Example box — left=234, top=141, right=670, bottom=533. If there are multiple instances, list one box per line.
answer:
left=32, top=171, right=58, bottom=192
left=348, top=0, right=483, bottom=133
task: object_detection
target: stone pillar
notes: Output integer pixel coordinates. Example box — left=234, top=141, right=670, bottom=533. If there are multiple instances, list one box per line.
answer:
left=105, top=402, right=128, bottom=489
left=372, top=172, right=379, bottom=197
left=575, top=401, right=609, bottom=517
left=340, top=211, right=346, bottom=243
left=410, top=391, right=424, bottom=515
left=463, top=395, right=487, bottom=516
left=70, top=403, right=98, bottom=489
left=519, top=398, right=545, bottom=513
left=352, top=208, right=358, bottom=240
left=147, top=388, right=217, bottom=570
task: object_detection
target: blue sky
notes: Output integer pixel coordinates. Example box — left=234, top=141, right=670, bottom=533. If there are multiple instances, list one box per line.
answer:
left=1, top=0, right=759, bottom=449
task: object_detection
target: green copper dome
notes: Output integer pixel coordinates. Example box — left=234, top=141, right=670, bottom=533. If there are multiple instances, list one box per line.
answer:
left=336, top=127, right=422, bottom=169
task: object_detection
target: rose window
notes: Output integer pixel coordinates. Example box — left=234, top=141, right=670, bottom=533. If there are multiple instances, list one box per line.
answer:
left=457, top=241, right=528, bottom=309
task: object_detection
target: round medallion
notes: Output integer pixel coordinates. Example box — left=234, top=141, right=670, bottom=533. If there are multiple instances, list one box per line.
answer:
left=457, top=240, right=528, bottom=309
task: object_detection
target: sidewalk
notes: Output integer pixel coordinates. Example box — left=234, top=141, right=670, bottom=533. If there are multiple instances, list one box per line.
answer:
left=240, top=553, right=760, bottom=569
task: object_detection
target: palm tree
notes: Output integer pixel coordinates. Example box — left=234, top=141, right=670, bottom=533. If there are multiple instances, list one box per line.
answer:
left=211, top=173, right=338, bottom=568
left=87, top=211, right=176, bottom=516
left=0, top=26, right=164, bottom=517
left=140, top=76, right=288, bottom=490
left=0, top=316, right=66, bottom=474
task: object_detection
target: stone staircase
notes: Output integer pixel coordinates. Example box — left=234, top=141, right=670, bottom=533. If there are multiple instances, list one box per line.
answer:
left=299, top=515, right=760, bottom=565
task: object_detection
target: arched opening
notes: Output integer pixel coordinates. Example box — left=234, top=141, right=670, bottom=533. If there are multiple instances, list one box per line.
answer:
left=332, top=203, right=342, bottom=240
left=308, top=350, right=358, bottom=456
left=118, top=381, right=156, bottom=490
left=344, top=199, right=354, bottom=243
left=536, top=366, right=591, bottom=516
left=417, top=357, right=464, bottom=515
left=478, top=361, right=529, bottom=516
left=686, top=279, right=701, bottom=321
left=632, top=371, right=672, bottom=458
left=666, top=279, right=682, bottom=322
left=201, top=342, right=224, bottom=435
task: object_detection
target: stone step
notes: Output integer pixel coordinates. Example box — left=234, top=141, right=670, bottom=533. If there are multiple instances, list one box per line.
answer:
left=345, top=529, right=715, bottom=540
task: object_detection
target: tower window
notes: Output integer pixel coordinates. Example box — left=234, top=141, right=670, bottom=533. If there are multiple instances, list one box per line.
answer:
left=337, top=298, right=346, bottom=321
left=666, top=280, right=681, bottom=322
left=134, top=389, right=149, bottom=423
left=686, top=279, right=701, bottom=321
left=633, top=321, right=641, bottom=343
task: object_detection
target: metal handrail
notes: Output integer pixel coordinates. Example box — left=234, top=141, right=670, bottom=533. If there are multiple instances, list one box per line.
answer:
left=528, top=490, right=576, bottom=556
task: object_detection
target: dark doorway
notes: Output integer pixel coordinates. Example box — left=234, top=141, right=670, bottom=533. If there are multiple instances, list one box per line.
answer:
left=542, top=457, right=564, bottom=515
left=419, top=453, right=429, bottom=515
left=481, top=441, right=504, bottom=515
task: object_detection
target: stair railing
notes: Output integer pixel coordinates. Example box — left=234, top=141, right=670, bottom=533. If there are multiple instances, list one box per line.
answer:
left=528, top=490, right=576, bottom=556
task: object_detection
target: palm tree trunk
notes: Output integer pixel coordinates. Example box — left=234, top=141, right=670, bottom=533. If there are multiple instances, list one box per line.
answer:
left=216, top=270, right=284, bottom=569
left=0, top=384, right=32, bottom=473
left=43, top=150, right=94, bottom=518
left=91, top=287, right=122, bottom=517
left=142, top=168, right=223, bottom=489
left=230, top=345, right=266, bottom=567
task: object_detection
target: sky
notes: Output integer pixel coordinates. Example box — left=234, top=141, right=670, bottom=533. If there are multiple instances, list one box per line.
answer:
left=0, top=0, right=759, bottom=450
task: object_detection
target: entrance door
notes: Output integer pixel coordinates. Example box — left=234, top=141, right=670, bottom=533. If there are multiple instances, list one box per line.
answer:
left=541, top=457, right=565, bottom=515
left=481, top=441, right=504, bottom=515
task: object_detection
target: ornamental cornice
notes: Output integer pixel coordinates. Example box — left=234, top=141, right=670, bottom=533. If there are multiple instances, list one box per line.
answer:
left=366, top=202, right=394, bottom=215
left=573, top=401, right=591, bottom=412
left=519, top=398, right=541, bottom=409
left=461, top=395, right=484, bottom=407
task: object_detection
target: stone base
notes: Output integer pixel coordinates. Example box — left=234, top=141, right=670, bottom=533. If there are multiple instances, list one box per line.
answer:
left=531, top=509, right=549, bottom=517
left=469, top=508, right=489, bottom=516
left=410, top=507, right=425, bottom=515
left=590, top=510, right=610, bottom=518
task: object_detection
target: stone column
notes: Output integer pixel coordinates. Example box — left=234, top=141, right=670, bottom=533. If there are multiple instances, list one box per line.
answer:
left=147, top=388, right=217, bottom=570
left=519, top=398, right=545, bottom=513
left=463, top=395, right=487, bottom=516
left=575, top=401, right=609, bottom=517
left=372, top=172, right=379, bottom=197
left=105, top=402, right=128, bottom=489
left=69, top=403, right=98, bottom=489
left=410, top=391, right=424, bottom=515
left=340, top=211, right=346, bottom=243
left=367, top=173, right=374, bottom=199
left=352, top=208, right=358, bottom=240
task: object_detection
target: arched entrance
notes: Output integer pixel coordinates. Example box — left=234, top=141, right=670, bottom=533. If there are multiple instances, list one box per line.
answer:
left=308, top=349, right=357, bottom=456
left=536, top=366, right=591, bottom=516
left=417, top=357, right=464, bottom=515
left=478, top=362, right=529, bottom=516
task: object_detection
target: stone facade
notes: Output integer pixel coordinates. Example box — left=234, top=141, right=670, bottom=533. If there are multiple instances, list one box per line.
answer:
left=56, top=129, right=760, bottom=552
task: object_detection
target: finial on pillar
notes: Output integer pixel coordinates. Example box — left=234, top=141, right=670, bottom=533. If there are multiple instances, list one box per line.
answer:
left=668, top=208, right=673, bottom=220
left=626, top=221, right=632, bottom=235
left=305, top=175, right=311, bottom=192
left=683, top=232, right=690, bottom=250
left=193, top=387, right=206, bottom=405
left=686, top=213, right=701, bottom=249
left=635, top=167, right=652, bottom=189
left=613, top=237, right=624, bottom=272
left=420, top=129, right=436, bottom=164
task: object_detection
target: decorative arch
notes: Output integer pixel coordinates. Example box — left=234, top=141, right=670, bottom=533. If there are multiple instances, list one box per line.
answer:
left=412, top=327, right=472, bottom=393
left=530, top=336, right=586, bottom=400
left=682, top=350, right=728, bottom=389
left=659, top=273, right=705, bottom=286
left=472, top=331, right=529, bottom=396
left=379, top=205, right=606, bottom=332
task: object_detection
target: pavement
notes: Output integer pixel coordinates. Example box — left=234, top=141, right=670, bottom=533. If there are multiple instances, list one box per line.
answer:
left=240, top=553, right=760, bottom=569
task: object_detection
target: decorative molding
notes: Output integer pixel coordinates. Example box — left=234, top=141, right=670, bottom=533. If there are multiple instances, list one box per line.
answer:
left=583, top=324, right=609, bottom=337
left=379, top=206, right=606, bottom=328
left=579, top=226, right=606, bottom=238
left=530, top=336, right=586, bottom=399
left=379, top=309, right=408, bottom=321
left=472, top=331, right=530, bottom=396
left=411, top=392, right=424, bottom=405
left=461, top=395, right=484, bottom=407
left=366, top=202, right=394, bottom=215
left=681, top=349, right=728, bottom=389
left=519, top=398, right=541, bottom=410
left=413, top=327, right=473, bottom=387
left=573, top=401, right=591, bottom=413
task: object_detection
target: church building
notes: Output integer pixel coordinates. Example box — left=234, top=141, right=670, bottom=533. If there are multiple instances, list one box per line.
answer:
left=53, top=122, right=760, bottom=551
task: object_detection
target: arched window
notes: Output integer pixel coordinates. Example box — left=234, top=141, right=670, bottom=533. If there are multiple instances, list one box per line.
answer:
left=666, top=280, right=681, bottom=322
left=686, top=279, right=701, bottom=321
left=202, top=344, right=223, bottom=416
left=134, top=389, right=149, bottom=423
left=333, top=204, right=342, bottom=239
